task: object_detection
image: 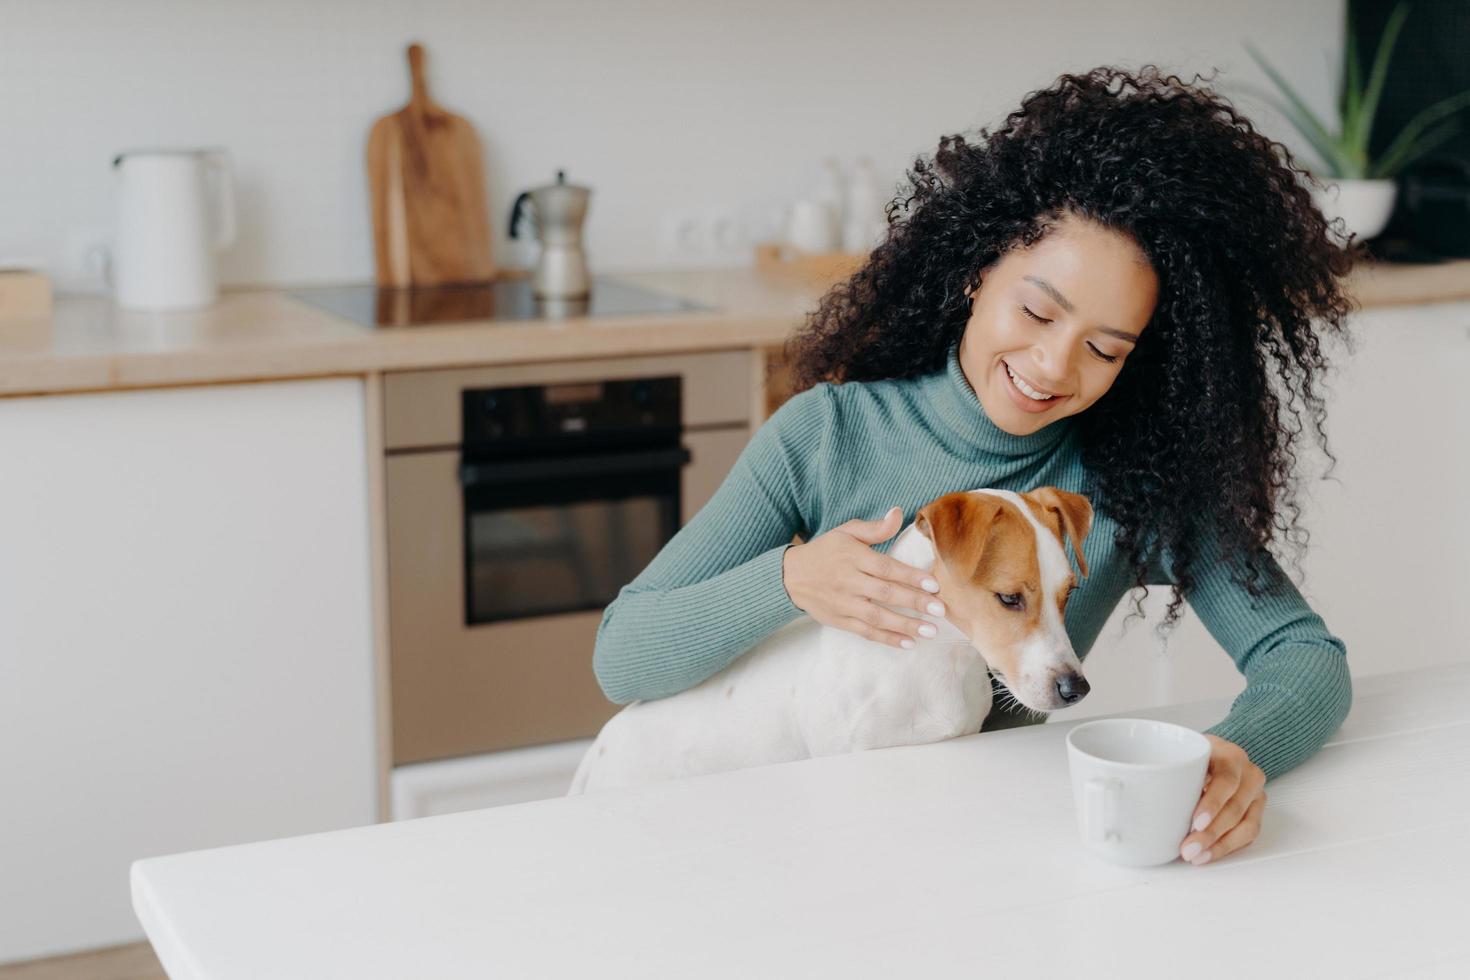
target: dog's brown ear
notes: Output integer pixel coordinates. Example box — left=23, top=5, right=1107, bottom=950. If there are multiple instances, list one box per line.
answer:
left=915, top=492, right=1006, bottom=580
left=1030, top=486, right=1094, bottom=578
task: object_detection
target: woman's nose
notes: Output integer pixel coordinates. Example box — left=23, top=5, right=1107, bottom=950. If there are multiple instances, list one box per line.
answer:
left=1031, top=339, right=1075, bottom=387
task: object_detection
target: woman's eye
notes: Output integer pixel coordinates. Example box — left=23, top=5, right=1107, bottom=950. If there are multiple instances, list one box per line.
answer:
left=996, top=592, right=1023, bottom=609
left=1021, top=304, right=1120, bottom=364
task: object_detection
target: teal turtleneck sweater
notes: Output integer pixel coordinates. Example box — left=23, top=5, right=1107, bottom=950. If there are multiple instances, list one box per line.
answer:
left=592, top=340, right=1352, bottom=782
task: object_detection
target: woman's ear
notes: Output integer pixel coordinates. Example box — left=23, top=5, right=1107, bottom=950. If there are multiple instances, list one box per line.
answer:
left=916, top=492, right=1006, bottom=579
left=963, top=270, right=988, bottom=302
left=1029, top=486, right=1094, bottom=578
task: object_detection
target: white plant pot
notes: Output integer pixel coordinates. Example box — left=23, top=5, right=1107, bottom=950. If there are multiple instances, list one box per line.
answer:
left=1309, top=177, right=1398, bottom=242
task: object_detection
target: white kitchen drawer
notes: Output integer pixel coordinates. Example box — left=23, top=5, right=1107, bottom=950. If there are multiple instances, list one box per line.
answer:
left=390, top=740, right=592, bottom=820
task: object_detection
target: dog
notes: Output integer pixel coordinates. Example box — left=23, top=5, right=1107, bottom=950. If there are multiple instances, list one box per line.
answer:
left=568, top=486, right=1094, bottom=795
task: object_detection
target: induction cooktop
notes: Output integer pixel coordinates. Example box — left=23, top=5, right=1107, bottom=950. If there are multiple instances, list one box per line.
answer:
left=287, top=277, right=711, bottom=328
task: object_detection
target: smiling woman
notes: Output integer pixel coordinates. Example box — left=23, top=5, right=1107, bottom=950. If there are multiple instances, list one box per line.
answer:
left=786, top=63, right=1362, bottom=636
left=592, top=64, right=1358, bottom=867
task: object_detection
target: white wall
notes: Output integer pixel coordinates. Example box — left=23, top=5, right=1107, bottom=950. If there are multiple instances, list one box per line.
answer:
left=0, top=0, right=1345, bottom=292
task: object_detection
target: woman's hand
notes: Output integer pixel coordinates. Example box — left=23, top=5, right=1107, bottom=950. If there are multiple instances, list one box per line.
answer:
left=1179, top=734, right=1267, bottom=866
left=781, top=505, right=945, bottom=649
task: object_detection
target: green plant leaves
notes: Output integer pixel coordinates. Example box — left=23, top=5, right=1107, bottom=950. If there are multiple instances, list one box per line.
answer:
left=1243, top=42, right=1356, bottom=177
left=1354, top=1, right=1411, bottom=161
left=1341, top=8, right=1363, bottom=151
left=1244, top=0, right=1470, bottom=181
left=1369, top=94, right=1470, bottom=177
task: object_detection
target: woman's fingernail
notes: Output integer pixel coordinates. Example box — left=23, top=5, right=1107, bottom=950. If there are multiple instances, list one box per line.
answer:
left=927, top=601, right=945, bottom=616
left=918, top=624, right=937, bottom=638
left=901, top=639, right=915, bottom=649
left=1180, top=842, right=1201, bottom=862
left=922, top=578, right=940, bottom=592
left=1190, top=850, right=1212, bottom=866
left=1192, top=812, right=1212, bottom=832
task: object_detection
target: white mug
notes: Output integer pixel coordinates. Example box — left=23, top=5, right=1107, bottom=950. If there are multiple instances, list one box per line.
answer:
left=1066, top=718, right=1210, bottom=867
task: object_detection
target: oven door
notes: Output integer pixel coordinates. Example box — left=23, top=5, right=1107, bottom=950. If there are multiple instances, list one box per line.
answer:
left=459, top=446, right=688, bottom=625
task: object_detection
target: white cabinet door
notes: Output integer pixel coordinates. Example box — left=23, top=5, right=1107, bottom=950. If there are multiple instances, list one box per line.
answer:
left=1069, top=300, right=1470, bottom=721
left=0, top=378, right=378, bottom=963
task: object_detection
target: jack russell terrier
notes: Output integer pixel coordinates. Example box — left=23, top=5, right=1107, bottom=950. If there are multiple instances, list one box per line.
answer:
left=568, top=486, right=1094, bottom=795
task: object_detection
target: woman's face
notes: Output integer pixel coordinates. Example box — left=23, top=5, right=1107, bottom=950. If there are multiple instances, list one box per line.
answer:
left=959, top=212, right=1159, bottom=435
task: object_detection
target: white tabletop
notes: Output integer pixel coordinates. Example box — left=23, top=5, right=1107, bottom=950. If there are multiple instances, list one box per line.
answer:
left=133, top=662, right=1470, bottom=980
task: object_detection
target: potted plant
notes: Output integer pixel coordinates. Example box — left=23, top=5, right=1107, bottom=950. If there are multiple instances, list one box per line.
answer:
left=1243, top=0, right=1470, bottom=243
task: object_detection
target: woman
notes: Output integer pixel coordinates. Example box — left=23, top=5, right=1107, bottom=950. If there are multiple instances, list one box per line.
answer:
left=593, top=65, right=1360, bottom=867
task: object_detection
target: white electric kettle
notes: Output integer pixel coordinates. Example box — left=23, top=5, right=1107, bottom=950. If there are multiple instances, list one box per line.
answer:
left=107, top=148, right=236, bottom=311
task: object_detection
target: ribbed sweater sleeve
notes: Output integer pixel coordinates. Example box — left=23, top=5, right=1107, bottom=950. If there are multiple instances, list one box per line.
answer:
left=590, top=384, right=831, bottom=705
left=1154, top=528, right=1352, bottom=782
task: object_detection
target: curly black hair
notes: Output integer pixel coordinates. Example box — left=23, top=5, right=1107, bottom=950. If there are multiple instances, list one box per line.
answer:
left=779, top=64, right=1365, bottom=633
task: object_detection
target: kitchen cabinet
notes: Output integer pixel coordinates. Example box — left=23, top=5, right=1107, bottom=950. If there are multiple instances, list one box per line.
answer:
left=0, top=378, right=377, bottom=964
left=383, top=425, right=754, bottom=822
left=381, top=351, right=756, bottom=817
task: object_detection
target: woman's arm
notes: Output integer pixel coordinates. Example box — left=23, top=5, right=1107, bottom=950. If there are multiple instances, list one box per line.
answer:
left=1152, top=529, right=1353, bottom=783
left=591, top=384, right=832, bottom=704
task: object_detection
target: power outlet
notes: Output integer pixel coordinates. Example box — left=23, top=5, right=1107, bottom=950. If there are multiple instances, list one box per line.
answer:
left=656, top=211, right=697, bottom=266
left=657, top=207, right=755, bottom=265
left=702, top=207, right=750, bottom=263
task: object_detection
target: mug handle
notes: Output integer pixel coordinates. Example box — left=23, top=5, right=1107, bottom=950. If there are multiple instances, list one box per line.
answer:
left=1084, top=776, right=1122, bottom=843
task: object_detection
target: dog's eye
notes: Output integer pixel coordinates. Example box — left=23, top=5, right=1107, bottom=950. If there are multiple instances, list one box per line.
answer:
left=996, top=592, right=1023, bottom=610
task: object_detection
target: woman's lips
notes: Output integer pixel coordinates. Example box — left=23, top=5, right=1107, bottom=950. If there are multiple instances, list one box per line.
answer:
left=999, top=360, right=1064, bottom=413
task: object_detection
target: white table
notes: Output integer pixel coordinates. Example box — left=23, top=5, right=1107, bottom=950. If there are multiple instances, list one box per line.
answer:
left=132, top=662, right=1470, bottom=980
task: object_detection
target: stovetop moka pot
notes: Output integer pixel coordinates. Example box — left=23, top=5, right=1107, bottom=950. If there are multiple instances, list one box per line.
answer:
left=508, top=170, right=591, bottom=300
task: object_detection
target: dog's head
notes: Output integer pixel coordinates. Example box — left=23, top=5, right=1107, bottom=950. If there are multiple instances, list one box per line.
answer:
left=914, top=486, right=1093, bottom=712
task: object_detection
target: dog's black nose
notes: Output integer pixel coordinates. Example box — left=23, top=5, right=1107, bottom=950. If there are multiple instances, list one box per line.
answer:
left=1055, top=673, right=1090, bottom=704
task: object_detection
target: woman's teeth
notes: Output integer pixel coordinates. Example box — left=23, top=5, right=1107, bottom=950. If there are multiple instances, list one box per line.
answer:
left=1005, top=362, right=1058, bottom=401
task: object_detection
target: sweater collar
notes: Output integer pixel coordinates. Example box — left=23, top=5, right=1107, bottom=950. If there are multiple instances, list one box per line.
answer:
left=917, top=340, right=1074, bottom=458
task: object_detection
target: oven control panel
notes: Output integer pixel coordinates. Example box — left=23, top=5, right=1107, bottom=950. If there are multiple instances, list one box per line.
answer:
left=462, top=376, right=681, bottom=456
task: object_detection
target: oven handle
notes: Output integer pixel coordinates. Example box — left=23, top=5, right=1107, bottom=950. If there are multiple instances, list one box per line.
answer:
left=458, top=446, right=692, bottom=487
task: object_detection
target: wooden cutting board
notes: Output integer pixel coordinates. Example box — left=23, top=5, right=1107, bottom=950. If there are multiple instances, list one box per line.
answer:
left=367, top=43, right=495, bottom=288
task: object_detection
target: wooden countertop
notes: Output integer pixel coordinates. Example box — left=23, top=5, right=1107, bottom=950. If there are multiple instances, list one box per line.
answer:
left=0, top=268, right=823, bottom=398
left=1, top=259, right=1466, bottom=398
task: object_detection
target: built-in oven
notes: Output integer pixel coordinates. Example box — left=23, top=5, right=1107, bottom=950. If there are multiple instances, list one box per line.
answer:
left=384, top=352, right=756, bottom=767
left=459, top=377, right=688, bottom=626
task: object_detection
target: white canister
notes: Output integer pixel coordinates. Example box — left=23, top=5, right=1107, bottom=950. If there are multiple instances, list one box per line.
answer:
left=786, top=199, right=840, bottom=254
left=110, top=148, right=237, bottom=311
left=842, top=156, right=888, bottom=253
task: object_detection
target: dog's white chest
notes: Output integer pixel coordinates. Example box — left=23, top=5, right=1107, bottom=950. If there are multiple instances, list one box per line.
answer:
left=795, top=625, right=994, bottom=756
